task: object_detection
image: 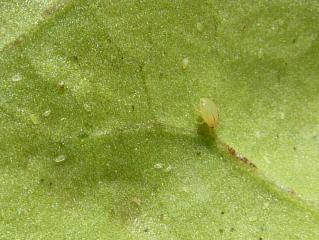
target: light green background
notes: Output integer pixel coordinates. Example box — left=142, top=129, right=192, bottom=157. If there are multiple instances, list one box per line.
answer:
left=1, top=1, right=318, bottom=239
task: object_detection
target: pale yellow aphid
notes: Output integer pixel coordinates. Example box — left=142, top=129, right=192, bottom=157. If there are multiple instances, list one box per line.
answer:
left=199, top=98, right=219, bottom=129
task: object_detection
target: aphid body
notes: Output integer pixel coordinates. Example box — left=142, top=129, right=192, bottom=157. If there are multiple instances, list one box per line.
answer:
left=199, top=98, right=219, bottom=128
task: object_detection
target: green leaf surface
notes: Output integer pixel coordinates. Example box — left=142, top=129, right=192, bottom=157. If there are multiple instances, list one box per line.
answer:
left=1, top=0, right=319, bottom=239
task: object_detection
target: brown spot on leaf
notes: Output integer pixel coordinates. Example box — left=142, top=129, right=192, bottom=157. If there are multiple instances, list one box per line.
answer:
left=224, top=144, right=257, bottom=169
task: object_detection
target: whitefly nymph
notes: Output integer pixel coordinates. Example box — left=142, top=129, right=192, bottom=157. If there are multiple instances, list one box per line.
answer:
left=199, top=98, right=219, bottom=129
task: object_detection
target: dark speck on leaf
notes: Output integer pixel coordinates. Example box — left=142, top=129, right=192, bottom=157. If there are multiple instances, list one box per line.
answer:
left=144, top=228, right=149, bottom=233
left=221, top=211, right=225, bottom=215
left=159, top=213, right=165, bottom=220
left=58, top=81, right=65, bottom=91
left=71, top=55, right=79, bottom=63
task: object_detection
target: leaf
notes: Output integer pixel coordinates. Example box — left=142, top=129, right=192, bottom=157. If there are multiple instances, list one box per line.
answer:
left=1, top=1, right=319, bottom=239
